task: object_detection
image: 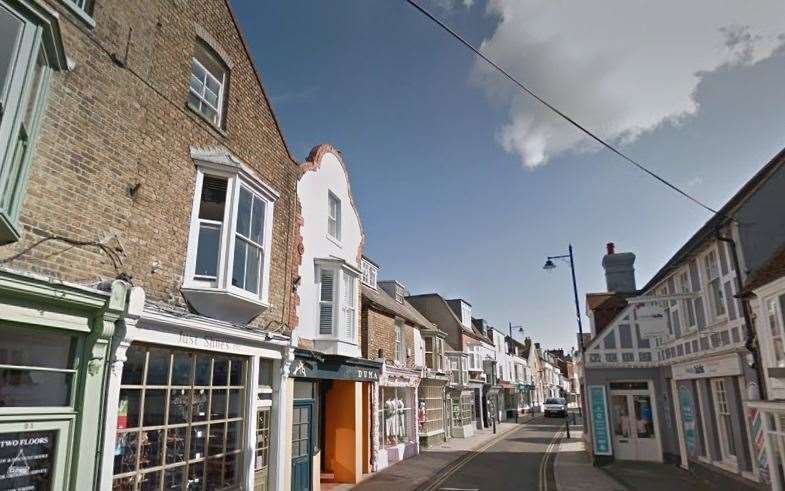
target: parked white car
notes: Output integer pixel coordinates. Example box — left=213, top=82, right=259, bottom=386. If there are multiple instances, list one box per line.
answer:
left=543, top=398, right=567, bottom=417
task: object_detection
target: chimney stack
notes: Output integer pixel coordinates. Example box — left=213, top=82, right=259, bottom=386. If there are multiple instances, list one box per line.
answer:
left=602, top=242, right=636, bottom=293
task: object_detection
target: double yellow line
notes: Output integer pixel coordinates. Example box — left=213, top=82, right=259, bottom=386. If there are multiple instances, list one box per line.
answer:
left=539, top=429, right=564, bottom=491
left=418, top=429, right=513, bottom=491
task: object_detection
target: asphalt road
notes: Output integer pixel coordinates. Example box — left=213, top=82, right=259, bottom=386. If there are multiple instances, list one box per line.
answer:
left=419, top=415, right=566, bottom=491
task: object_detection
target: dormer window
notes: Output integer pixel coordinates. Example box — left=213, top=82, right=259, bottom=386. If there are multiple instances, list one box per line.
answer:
left=182, top=148, right=277, bottom=324
left=460, top=303, right=471, bottom=327
left=394, top=284, right=404, bottom=304
left=361, top=259, right=377, bottom=288
left=327, top=191, right=341, bottom=241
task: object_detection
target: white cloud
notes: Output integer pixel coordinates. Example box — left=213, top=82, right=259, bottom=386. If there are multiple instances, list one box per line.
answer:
left=431, top=0, right=474, bottom=12
left=472, top=1, right=785, bottom=168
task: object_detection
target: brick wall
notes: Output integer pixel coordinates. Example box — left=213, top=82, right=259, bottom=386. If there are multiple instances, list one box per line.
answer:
left=361, top=304, right=417, bottom=369
left=0, top=0, right=300, bottom=331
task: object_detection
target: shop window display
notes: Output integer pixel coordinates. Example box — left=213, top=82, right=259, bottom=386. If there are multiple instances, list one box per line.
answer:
left=112, top=344, right=246, bottom=490
left=418, top=384, right=443, bottom=435
left=380, top=387, right=414, bottom=446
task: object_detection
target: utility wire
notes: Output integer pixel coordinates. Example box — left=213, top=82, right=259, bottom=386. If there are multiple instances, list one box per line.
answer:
left=405, top=0, right=723, bottom=217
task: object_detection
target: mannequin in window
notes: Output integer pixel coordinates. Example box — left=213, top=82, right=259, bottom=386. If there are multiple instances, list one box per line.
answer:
left=396, top=396, right=406, bottom=441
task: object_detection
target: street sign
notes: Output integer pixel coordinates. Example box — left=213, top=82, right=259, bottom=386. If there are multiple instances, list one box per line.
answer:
left=589, top=385, right=612, bottom=455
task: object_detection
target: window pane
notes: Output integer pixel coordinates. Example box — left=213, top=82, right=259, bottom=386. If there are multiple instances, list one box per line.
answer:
left=168, top=389, right=190, bottom=425
left=0, top=369, right=71, bottom=406
left=245, top=244, right=260, bottom=294
left=139, top=429, right=163, bottom=469
left=171, top=351, right=193, bottom=386
left=146, top=348, right=169, bottom=385
left=208, top=424, right=225, bottom=456
left=211, top=389, right=227, bottom=420
left=190, top=424, right=207, bottom=459
left=192, top=388, right=209, bottom=422
left=165, top=428, right=187, bottom=464
left=114, top=431, right=138, bottom=475
left=139, top=470, right=161, bottom=491
left=191, top=59, right=206, bottom=86
left=195, top=225, right=221, bottom=278
left=163, top=465, right=185, bottom=489
left=189, top=73, right=203, bottom=93
left=198, top=176, right=227, bottom=221
left=0, top=5, right=22, bottom=100
left=236, top=187, right=252, bottom=237
left=122, top=346, right=145, bottom=385
left=251, top=196, right=265, bottom=244
left=143, top=389, right=166, bottom=426
left=195, top=354, right=211, bottom=386
left=258, top=358, right=274, bottom=387
left=118, top=389, right=141, bottom=428
left=0, top=325, right=76, bottom=369
left=212, top=358, right=229, bottom=386
left=232, top=239, right=247, bottom=289
left=226, top=420, right=242, bottom=451
left=229, top=359, right=244, bottom=386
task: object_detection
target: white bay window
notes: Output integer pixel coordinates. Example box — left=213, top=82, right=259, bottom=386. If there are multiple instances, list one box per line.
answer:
left=315, top=260, right=358, bottom=344
left=183, top=148, right=277, bottom=324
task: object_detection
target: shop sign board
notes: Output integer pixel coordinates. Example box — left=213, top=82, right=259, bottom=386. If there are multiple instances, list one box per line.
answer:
left=0, top=431, right=55, bottom=490
left=672, top=354, right=741, bottom=380
left=589, top=385, right=612, bottom=455
left=678, top=384, right=698, bottom=455
left=290, top=355, right=381, bottom=381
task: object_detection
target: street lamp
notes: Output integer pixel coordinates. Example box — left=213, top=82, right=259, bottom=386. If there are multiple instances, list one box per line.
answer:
left=544, top=244, right=585, bottom=427
left=543, top=244, right=584, bottom=353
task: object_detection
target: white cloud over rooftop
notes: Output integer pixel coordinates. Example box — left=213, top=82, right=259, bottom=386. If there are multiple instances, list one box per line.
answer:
left=472, top=0, right=785, bottom=168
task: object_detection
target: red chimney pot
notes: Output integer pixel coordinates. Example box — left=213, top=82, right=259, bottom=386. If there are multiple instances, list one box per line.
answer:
left=606, top=242, right=615, bottom=255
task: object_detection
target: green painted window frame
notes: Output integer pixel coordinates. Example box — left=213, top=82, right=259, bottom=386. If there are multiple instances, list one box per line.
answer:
left=0, top=0, right=67, bottom=245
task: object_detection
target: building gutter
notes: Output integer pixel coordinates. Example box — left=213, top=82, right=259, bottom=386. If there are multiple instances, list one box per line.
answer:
left=716, top=230, right=767, bottom=400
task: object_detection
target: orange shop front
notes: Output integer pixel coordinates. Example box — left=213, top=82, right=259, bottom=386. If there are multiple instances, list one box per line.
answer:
left=289, top=350, right=381, bottom=491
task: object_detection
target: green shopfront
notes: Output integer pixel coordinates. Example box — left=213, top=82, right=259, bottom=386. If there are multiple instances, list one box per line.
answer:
left=0, top=269, right=129, bottom=490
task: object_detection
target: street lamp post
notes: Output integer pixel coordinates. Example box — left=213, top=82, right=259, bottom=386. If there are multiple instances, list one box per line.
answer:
left=543, top=244, right=584, bottom=353
left=544, top=244, right=584, bottom=434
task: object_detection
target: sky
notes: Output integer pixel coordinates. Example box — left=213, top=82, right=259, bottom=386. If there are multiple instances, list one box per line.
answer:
left=231, top=0, right=785, bottom=352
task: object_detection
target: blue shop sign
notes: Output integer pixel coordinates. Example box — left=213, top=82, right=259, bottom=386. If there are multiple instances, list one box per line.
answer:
left=589, top=385, right=612, bottom=456
left=678, top=384, right=697, bottom=455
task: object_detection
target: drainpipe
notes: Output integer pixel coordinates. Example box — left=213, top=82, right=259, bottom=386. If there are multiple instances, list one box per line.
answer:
left=716, top=230, right=767, bottom=400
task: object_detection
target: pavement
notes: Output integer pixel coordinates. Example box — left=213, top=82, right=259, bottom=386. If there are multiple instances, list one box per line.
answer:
left=352, top=413, right=560, bottom=491
left=553, top=415, right=766, bottom=491
left=348, top=410, right=767, bottom=491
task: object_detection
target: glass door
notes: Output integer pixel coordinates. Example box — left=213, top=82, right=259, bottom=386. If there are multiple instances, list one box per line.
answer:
left=610, top=394, right=635, bottom=460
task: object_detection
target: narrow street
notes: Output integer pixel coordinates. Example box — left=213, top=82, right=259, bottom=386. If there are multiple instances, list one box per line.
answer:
left=420, top=416, right=565, bottom=491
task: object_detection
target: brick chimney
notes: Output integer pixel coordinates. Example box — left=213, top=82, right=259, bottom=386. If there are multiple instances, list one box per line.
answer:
left=602, top=242, right=636, bottom=293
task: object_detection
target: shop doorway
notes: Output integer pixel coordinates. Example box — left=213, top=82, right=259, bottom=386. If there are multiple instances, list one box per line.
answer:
left=291, top=401, right=313, bottom=491
left=610, top=383, right=661, bottom=462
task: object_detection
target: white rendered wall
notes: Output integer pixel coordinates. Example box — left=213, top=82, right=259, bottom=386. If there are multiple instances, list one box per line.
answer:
left=296, top=149, right=364, bottom=355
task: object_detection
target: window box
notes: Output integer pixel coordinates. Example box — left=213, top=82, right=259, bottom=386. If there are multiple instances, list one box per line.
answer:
left=182, top=148, right=277, bottom=324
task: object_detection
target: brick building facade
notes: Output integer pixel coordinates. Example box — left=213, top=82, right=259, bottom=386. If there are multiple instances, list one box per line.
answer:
left=0, top=0, right=300, bottom=489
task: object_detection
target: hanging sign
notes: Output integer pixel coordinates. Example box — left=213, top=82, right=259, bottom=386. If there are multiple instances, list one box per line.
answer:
left=589, top=385, right=612, bottom=456
left=635, top=304, right=668, bottom=339
left=0, top=430, right=55, bottom=490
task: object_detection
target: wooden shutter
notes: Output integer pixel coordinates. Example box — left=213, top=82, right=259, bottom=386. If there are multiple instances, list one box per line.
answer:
left=319, top=269, right=334, bottom=335
left=342, top=271, right=355, bottom=339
